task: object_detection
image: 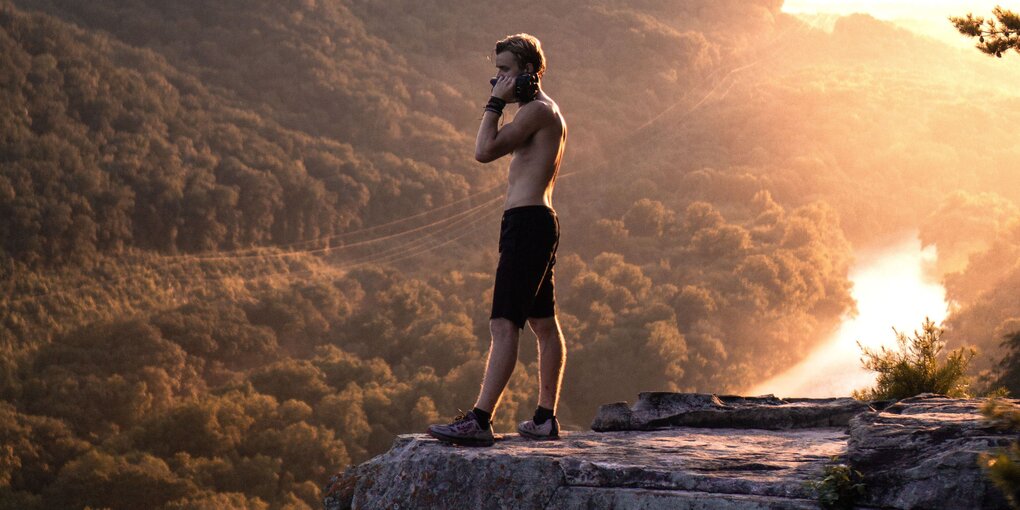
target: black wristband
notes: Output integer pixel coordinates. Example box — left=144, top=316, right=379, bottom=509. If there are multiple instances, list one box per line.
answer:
left=484, top=96, right=506, bottom=115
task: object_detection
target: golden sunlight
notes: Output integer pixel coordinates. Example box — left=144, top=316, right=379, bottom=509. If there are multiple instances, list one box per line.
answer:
left=783, top=0, right=1007, bottom=48
left=746, top=234, right=948, bottom=398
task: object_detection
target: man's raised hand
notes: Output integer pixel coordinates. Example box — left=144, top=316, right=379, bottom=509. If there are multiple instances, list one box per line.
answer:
left=491, top=75, right=515, bottom=102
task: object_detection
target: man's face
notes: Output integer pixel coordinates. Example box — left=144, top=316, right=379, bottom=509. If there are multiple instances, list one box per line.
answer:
left=494, top=51, right=524, bottom=79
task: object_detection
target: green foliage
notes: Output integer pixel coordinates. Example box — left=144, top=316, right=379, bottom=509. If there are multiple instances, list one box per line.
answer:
left=0, top=402, right=90, bottom=494
left=133, top=396, right=253, bottom=458
left=977, top=398, right=1020, bottom=509
left=852, top=318, right=977, bottom=400
left=986, top=386, right=1014, bottom=398
left=989, top=331, right=1020, bottom=396
left=249, top=360, right=332, bottom=406
left=152, top=303, right=279, bottom=368
left=0, top=262, right=522, bottom=507
left=43, top=450, right=195, bottom=509
left=805, top=455, right=866, bottom=510
left=20, top=319, right=202, bottom=436
left=951, top=7, right=1020, bottom=58
left=163, top=491, right=269, bottom=510
left=982, top=396, right=1020, bottom=429
left=0, top=4, right=475, bottom=268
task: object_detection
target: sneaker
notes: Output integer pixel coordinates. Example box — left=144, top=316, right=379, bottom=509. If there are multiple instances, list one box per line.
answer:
left=427, top=410, right=495, bottom=447
left=517, top=416, right=560, bottom=440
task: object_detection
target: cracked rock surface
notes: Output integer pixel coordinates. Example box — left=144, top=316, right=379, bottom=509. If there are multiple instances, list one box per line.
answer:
left=335, top=427, right=845, bottom=509
left=324, top=392, right=1018, bottom=509
left=848, top=394, right=1017, bottom=509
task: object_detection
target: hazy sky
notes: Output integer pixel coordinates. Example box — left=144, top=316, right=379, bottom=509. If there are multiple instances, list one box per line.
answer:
left=782, top=0, right=1007, bottom=48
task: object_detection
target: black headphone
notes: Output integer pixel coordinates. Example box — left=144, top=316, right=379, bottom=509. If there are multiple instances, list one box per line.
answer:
left=514, top=72, right=539, bottom=102
left=489, top=72, right=539, bottom=103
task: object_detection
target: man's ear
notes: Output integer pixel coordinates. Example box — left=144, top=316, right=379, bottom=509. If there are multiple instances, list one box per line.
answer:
left=525, top=63, right=534, bottom=74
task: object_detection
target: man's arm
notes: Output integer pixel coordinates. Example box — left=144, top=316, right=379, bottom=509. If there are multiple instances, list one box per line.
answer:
left=474, top=102, right=551, bottom=163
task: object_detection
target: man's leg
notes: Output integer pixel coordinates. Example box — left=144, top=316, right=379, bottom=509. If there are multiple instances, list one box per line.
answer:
left=528, top=315, right=565, bottom=411
left=473, top=317, right=521, bottom=414
left=426, top=318, right=517, bottom=446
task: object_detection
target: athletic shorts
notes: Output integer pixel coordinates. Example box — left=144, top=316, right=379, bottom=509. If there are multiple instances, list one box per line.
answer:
left=490, top=205, right=559, bottom=329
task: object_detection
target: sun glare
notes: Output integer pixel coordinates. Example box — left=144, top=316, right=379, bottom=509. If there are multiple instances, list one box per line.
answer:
left=782, top=0, right=1007, bottom=49
left=746, top=234, right=948, bottom=398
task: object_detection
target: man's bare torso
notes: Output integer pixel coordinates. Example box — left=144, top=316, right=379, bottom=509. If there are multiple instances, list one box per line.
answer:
left=504, top=93, right=567, bottom=210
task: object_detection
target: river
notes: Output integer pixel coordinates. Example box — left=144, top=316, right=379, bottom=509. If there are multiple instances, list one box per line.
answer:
left=744, top=233, right=949, bottom=398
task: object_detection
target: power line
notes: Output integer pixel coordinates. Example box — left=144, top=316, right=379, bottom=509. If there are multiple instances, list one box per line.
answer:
left=4, top=17, right=814, bottom=308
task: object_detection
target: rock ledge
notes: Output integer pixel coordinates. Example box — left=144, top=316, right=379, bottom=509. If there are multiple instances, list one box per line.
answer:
left=591, top=392, right=872, bottom=431
left=324, top=392, right=1017, bottom=510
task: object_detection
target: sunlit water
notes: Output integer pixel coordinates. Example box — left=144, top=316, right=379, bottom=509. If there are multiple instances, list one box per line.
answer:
left=745, top=234, right=948, bottom=398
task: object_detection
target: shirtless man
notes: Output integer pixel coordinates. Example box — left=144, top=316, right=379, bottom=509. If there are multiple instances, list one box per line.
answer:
left=427, top=33, right=568, bottom=447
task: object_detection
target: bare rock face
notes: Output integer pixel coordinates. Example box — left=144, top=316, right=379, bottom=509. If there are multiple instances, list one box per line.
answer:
left=847, top=393, right=1016, bottom=509
left=591, top=392, right=872, bottom=431
left=326, top=427, right=845, bottom=509
left=323, top=392, right=1017, bottom=510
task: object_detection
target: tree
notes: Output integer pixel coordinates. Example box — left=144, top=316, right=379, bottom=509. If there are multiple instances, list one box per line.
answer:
left=42, top=450, right=194, bottom=509
left=951, top=7, right=1020, bottom=58
left=989, top=330, right=1020, bottom=396
left=248, top=360, right=332, bottom=405
left=852, top=318, right=977, bottom=400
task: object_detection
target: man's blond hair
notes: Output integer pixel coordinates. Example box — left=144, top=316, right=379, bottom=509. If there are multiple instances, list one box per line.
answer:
left=495, top=33, right=546, bottom=78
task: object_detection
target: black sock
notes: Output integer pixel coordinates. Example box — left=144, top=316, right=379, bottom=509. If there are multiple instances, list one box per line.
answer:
left=472, top=407, right=492, bottom=430
left=533, top=405, right=554, bottom=425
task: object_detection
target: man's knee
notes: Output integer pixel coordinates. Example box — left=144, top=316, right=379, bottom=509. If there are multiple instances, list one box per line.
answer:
left=528, top=316, right=561, bottom=341
left=490, top=317, right=519, bottom=341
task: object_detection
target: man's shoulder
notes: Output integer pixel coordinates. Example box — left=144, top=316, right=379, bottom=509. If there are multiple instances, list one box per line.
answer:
left=518, top=97, right=561, bottom=124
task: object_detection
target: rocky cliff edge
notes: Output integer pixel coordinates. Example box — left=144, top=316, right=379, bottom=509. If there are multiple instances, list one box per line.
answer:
left=324, top=393, right=1017, bottom=509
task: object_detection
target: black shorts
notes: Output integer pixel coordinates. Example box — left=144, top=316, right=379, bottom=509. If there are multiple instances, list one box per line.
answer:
left=490, top=205, right=560, bottom=329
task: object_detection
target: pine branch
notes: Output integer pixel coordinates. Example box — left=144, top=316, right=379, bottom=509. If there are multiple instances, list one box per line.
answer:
left=950, top=7, right=1020, bottom=58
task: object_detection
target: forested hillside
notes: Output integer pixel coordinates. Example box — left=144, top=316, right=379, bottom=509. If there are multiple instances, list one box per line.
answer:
left=3, top=0, right=1020, bottom=508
